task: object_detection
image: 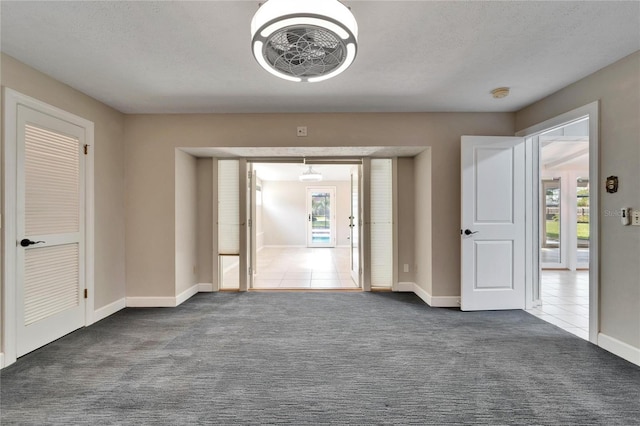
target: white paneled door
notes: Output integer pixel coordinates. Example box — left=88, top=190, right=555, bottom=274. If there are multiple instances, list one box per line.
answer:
left=461, top=136, right=525, bottom=311
left=16, top=105, right=86, bottom=356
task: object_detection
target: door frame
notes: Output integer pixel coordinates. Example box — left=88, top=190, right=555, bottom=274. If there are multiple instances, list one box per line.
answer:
left=349, top=165, right=361, bottom=286
left=2, top=88, right=95, bottom=368
left=516, top=101, right=599, bottom=344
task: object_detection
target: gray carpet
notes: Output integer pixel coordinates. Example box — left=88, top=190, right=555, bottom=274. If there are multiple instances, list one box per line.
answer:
left=2, top=292, right=639, bottom=425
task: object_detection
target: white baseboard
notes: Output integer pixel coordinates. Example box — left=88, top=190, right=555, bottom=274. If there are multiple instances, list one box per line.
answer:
left=198, top=283, right=214, bottom=292
left=428, top=294, right=460, bottom=308
left=402, top=282, right=460, bottom=308
left=598, top=333, right=640, bottom=366
left=126, top=296, right=177, bottom=308
left=336, top=245, right=350, bottom=248
left=126, top=284, right=200, bottom=308
left=93, top=298, right=126, bottom=323
left=176, top=284, right=199, bottom=306
left=396, top=282, right=415, bottom=292
left=263, top=245, right=306, bottom=248
left=412, top=283, right=431, bottom=305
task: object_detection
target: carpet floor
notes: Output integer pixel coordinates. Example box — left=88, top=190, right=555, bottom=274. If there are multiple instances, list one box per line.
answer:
left=1, top=292, right=639, bottom=425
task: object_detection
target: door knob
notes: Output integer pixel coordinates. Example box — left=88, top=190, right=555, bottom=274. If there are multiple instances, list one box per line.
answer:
left=463, top=229, right=478, bottom=236
left=20, top=239, right=45, bottom=247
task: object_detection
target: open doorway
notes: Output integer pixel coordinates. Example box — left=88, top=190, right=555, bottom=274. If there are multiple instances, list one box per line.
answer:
left=530, top=117, right=591, bottom=340
left=246, top=162, right=360, bottom=290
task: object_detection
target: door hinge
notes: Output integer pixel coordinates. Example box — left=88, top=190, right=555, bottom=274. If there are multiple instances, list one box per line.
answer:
left=84, top=289, right=88, bottom=299
left=248, top=218, right=252, bottom=227
left=248, top=170, right=252, bottom=179
left=83, top=144, right=88, bottom=155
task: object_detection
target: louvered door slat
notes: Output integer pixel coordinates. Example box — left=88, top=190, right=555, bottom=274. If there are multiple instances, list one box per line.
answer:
left=218, top=160, right=240, bottom=254
left=24, top=244, right=79, bottom=325
left=24, top=123, right=80, bottom=236
left=370, top=159, right=393, bottom=288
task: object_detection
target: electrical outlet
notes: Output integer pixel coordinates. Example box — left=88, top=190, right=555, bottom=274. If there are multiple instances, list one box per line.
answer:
left=297, top=126, right=307, bottom=137
left=632, top=210, right=640, bottom=226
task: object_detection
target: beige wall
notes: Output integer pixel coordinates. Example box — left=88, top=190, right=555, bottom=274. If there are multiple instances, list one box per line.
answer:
left=397, top=158, right=416, bottom=284
left=414, top=149, right=433, bottom=294
left=516, top=51, right=640, bottom=349
left=1, top=54, right=126, bottom=314
left=196, top=159, right=214, bottom=284
left=124, top=112, right=514, bottom=298
left=262, top=180, right=351, bottom=247
left=175, top=150, right=198, bottom=295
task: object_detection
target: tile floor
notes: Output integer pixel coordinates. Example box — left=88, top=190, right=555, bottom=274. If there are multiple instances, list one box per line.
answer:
left=221, top=247, right=359, bottom=290
left=526, top=270, right=590, bottom=340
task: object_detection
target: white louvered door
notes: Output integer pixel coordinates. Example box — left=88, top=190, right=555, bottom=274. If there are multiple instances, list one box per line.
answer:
left=370, top=159, right=393, bottom=288
left=16, top=105, right=86, bottom=357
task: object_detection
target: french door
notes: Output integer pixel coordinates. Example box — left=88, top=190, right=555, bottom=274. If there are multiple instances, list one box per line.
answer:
left=306, top=187, right=336, bottom=248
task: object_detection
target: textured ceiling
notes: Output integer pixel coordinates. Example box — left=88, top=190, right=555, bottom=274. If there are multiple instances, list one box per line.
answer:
left=1, top=1, right=639, bottom=114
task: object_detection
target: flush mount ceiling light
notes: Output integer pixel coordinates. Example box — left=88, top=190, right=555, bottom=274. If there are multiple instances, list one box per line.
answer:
left=251, top=0, right=358, bottom=83
left=299, top=165, right=323, bottom=182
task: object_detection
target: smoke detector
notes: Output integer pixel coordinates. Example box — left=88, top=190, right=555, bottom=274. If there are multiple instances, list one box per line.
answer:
left=250, top=0, right=358, bottom=82
left=491, top=87, right=510, bottom=99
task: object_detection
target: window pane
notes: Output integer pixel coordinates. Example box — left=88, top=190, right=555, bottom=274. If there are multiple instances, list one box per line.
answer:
left=542, top=179, right=561, bottom=264
left=577, top=178, right=589, bottom=264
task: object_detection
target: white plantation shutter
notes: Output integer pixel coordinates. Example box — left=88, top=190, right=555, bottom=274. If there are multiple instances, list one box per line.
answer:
left=25, top=124, right=80, bottom=235
left=24, top=244, right=79, bottom=325
left=370, top=159, right=393, bottom=288
left=218, top=160, right=240, bottom=254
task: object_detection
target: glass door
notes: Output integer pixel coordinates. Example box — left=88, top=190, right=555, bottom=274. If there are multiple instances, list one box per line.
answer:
left=306, top=187, right=336, bottom=248
left=541, top=178, right=562, bottom=268
left=576, top=178, right=590, bottom=268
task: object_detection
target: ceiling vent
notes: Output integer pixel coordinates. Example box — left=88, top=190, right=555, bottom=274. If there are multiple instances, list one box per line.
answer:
left=251, top=0, right=358, bottom=82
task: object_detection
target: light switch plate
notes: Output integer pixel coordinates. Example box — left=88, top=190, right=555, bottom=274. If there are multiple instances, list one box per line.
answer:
left=632, top=210, right=640, bottom=226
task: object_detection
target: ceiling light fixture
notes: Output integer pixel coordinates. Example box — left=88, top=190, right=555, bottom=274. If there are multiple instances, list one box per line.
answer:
left=491, top=87, right=510, bottom=99
left=251, top=0, right=358, bottom=82
left=299, top=164, right=323, bottom=182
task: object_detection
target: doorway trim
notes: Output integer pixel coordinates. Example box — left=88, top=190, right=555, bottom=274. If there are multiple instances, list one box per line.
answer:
left=2, top=88, right=95, bottom=368
left=516, top=101, right=599, bottom=344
